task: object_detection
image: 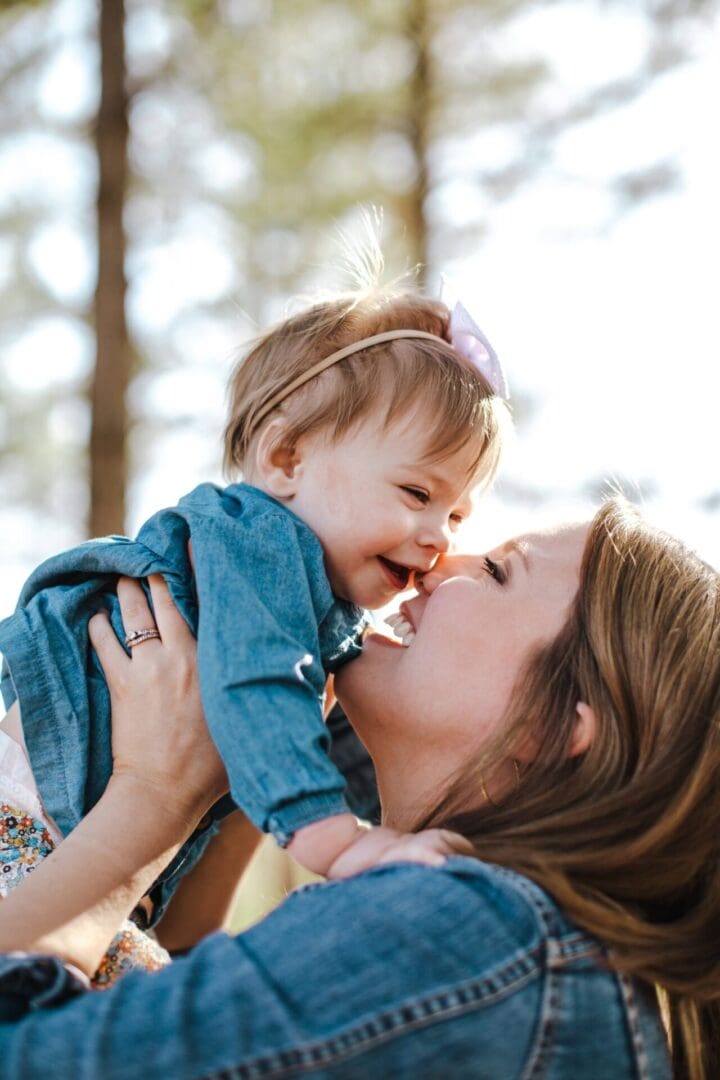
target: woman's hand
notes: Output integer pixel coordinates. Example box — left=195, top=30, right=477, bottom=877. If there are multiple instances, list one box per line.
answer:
left=0, top=575, right=228, bottom=975
left=88, top=574, right=228, bottom=828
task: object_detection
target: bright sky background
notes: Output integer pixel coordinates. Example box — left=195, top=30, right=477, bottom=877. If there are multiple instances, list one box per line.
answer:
left=444, top=2, right=719, bottom=560
left=0, top=0, right=718, bottom=622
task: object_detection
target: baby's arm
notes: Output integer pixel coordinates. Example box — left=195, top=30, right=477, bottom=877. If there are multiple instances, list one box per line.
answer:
left=189, top=508, right=353, bottom=840
left=324, top=674, right=336, bottom=718
left=287, top=813, right=473, bottom=879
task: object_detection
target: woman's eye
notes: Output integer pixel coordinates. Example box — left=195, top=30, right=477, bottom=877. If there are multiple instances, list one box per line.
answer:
left=484, top=557, right=505, bottom=584
left=402, top=486, right=429, bottom=505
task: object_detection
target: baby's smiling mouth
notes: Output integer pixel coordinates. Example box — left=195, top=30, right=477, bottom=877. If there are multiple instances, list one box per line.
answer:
left=377, top=556, right=411, bottom=591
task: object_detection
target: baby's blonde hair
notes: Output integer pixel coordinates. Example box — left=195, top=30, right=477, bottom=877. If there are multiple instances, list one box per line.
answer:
left=224, top=285, right=509, bottom=487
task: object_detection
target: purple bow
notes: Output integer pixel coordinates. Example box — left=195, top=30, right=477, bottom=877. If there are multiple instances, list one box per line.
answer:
left=450, top=300, right=509, bottom=400
left=439, top=276, right=509, bottom=399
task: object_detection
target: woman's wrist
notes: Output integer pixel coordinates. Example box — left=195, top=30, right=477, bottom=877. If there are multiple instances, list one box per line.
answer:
left=0, top=774, right=204, bottom=977
left=106, top=769, right=216, bottom=839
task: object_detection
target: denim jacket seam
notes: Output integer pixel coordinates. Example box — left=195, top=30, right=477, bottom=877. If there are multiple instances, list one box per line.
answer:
left=547, top=936, right=605, bottom=966
left=491, top=867, right=565, bottom=935
left=616, top=971, right=651, bottom=1080
left=492, top=871, right=598, bottom=1080
left=490, top=874, right=575, bottom=1080
left=490, top=868, right=603, bottom=962
left=196, top=946, right=544, bottom=1080
left=520, top=934, right=561, bottom=1080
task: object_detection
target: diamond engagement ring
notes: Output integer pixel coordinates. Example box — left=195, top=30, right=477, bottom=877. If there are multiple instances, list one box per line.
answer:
left=124, top=628, right=161, bottom=648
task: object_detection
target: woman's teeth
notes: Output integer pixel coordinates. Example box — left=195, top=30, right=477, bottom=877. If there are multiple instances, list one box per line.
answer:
left=385, top=611, right=415, bottom=646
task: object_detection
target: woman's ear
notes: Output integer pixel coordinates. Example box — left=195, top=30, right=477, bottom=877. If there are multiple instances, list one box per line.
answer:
left=567, top=701, right=597, bottom=758
left=253, top=419, right=303, bottom=499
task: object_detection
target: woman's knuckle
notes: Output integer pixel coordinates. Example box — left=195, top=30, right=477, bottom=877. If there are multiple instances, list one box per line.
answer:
left=90, top=621, right=110, bottom=646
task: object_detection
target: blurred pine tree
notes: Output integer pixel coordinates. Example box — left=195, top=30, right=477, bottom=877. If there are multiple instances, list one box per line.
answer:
left=0, top=0, right=715, bottom=533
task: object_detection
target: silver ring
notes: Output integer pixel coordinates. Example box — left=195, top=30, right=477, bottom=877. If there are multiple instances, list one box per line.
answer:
left=124, top=628, right=161, bottom=649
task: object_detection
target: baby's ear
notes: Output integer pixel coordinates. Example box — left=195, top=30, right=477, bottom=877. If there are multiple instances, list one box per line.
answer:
left=567, top=702, right=597, bottom=758
left=253, top=419, right=302, bottom=499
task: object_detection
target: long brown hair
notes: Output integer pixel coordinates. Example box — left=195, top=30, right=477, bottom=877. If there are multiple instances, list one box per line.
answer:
left=423, top=498, right=720, bottom=1079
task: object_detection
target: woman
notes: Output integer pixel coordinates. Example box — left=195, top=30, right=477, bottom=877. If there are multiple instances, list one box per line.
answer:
left=0, top=498, right=717, bottom=1079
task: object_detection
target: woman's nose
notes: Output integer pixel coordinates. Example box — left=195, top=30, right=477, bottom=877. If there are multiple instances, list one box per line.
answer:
left=415, top=554, right=463, bottom=594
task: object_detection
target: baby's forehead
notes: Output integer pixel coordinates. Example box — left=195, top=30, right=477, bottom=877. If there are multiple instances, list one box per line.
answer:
left=417, top=443, right=488, bottom=484
left=402, top=452, right=484, bottom=503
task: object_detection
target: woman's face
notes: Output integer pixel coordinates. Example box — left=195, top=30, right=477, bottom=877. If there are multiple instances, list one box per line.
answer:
left=335, top=521, right=589, bottom=826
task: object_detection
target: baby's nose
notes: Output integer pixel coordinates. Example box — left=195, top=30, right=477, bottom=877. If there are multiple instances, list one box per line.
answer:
left=418, top=521, right=452, bottom=556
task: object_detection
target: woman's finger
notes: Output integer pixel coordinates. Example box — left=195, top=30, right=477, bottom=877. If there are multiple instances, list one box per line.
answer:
left=116, top=576, right=161, bottom=653
left=146, top=574, right=194, bottom=647
left=88, top=610, right=129, bottom=680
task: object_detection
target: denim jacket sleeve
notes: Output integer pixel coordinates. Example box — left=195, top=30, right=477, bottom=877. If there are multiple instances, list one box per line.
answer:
left=0, top=953, right=88, bottom=1021
left=0, top=859, right=671, bottom=1079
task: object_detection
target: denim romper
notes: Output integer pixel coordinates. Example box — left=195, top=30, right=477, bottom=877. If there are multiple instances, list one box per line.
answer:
left=0, top=857, right=671, bottom=1078
left=0, top=483, right=366, bottom=918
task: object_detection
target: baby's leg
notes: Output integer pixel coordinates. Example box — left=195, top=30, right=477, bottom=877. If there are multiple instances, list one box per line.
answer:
left=0, top=797, right=55, bottom=896
left=1, top=700, right=64, bottom=896
left=0, top=700, right=62, bottom=844
left=0, top=700, right=24, bottom=744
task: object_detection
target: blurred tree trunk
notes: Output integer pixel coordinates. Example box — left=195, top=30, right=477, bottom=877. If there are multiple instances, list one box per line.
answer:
left=406, top=0, right=431, bottom=285
left=90, top=0, right=129, bottom=536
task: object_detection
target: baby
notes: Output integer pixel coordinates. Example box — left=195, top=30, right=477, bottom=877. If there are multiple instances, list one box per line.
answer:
left=0, top=283, right=508, bottom=923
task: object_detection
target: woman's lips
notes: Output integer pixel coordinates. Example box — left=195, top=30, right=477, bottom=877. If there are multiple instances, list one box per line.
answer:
left=365, top=629, right=406, bottom=649
left=399, top=601, right=415, bottom=629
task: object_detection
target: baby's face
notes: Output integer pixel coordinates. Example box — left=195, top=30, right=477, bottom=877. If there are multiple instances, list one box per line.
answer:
left=287, top=411, right=482, bottom=608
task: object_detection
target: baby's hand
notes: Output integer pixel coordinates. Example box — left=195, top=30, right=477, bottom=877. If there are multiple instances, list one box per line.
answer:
left=286, top=813, right=474, bottom=878
left=326, top=824, right=474, bottom=880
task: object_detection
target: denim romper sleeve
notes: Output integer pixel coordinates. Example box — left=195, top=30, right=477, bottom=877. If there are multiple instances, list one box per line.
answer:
left=0, top=859, right=671, bottom=1078
left=171, top=485, right=360, bottom=843
left=0, top=483, right=365, bottom=911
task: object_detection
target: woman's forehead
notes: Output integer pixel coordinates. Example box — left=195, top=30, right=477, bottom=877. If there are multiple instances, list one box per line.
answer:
left=521, top=521, right=588, bottom=554
left=465, top=519, right=590, bottom=558
left=446, top=523, right=589, bottom=592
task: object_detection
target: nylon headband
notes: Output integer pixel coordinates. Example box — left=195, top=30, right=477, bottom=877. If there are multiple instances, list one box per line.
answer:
left=248, top=328, right=446, bottom=437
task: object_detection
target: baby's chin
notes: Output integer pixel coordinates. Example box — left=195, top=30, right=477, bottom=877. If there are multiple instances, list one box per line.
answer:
left=342, top=579, right=400, bottom=607
left=335, top=561, right=414, bottom=610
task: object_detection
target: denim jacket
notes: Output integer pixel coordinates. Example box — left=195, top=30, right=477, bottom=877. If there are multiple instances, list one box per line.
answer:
left=0, top=858, right=671, bottom=1078
left=0, top=484, right=366, bottom=917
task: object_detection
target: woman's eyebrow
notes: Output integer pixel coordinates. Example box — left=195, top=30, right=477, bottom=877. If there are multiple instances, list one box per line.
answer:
left=504, top=539, right=531, bottom=572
